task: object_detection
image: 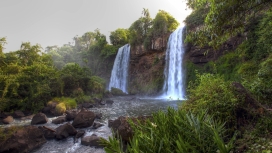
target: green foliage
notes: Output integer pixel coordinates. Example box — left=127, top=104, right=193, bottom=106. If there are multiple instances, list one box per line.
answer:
left=101, top=44, right=119, bottom=58
left=110, top=28, right=129, bottom=46
left=60, top=63, right=91, bottom=96
left=185, top=0, right=272, bottom=48
left=129, top=9, right=179, bottom=49
left=110, top=87, right=126, bottom=96
left=51, top=97, right=77, bottom=110
left=183, top=73, right=239, bottom=129
left=103, top=108, right=234, bottom=153
left=152, top=10, right=179, bottom=37
left=0, top=126, right=22, bottom=142
left=0, top=37, right=7, bottom=58
left=0, top=42, right=58, bottom=112
left=184, top=6, right=209, bottom=30
left=251, top=54, right=272, bottom=102
left=88, top=76, right=105, bottom=95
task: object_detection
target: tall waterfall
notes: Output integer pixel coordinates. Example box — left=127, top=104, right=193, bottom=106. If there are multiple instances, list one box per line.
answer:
left=109, top=44, right=130, bottom=93
left=162, top=27, right=185, bottom=100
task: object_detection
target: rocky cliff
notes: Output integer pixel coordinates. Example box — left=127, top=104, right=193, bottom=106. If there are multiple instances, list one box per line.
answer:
left=184, top=34, right=245, bottom=65
left=128, top=34, right=170, bottom=95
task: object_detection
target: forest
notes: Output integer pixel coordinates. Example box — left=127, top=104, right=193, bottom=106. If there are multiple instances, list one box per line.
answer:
left=1, top=0, right=272, bottom=152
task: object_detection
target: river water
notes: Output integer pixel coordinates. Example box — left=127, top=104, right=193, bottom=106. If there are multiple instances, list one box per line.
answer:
left=0, top=96, right=181, bottom=153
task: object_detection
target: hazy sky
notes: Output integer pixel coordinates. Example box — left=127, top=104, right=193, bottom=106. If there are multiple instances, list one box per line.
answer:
left=1, top=0, right=191, bottom=52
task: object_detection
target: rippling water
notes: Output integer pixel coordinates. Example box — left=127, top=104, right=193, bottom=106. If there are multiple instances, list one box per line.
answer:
left=1, top=96, right=182, bottom=153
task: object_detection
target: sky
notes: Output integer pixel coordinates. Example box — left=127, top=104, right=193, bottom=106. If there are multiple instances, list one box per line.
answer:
left=0, top=0, right=191, bottom=52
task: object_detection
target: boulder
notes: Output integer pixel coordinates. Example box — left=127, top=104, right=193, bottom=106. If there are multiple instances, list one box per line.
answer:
left=52, top=116, right=66, bottom=124
left=108, top=116, right=151, bottom=142
left=42, top=101, right=62, bottom=116
left=82, top=102, right=93, bottom=108
left=99, top=101, right=106, bottom=105
left=75, top=130, right=85, bottom=138
left=55, top=123, right=77, bottom=140
left=93, top=98, right=101, bottom=104
left=0, top=126, right=46, bottom=153
left=12, top=110, right=25, bottom=118
left=38, top=126, right=56, bottom=139
left=2, top=116, right=14, bottom=124
left=21, top=114, right=34, bottom=120
left=65, top=110, right=77, bottom=121
left=31, top=113, right=48, bottom=125
left=92, top=122, right=104, bottom=129
left=81, top=134, right=103, bottom=147
left=105, top=100, right=114, bottom=104
left=72, top=110, right=96, bottom=128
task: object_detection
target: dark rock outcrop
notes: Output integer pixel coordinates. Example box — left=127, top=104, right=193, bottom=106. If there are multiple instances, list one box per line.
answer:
left=2, top=116, right=14, bottom=124
left=65, top=110, right=77, bottom=121
left=42, top=101, right=62, bottom=116
left=38, top=126, right=56, bottom=139
left=72, top=109, right=96, bottom=128
left=81, top=134, right=103, bottom=147
left=81, top=102, right=93, bottom=108
left=55, top=123, right=77, bottom=140
left=105, top=100, right=114, bottom=104
left=0, top=126, right=46, bottom=153
left=31, top=113, right=48, bottom=125
left=92, top=122, right=104, bottom=129
left=75, top=130, right=85, bottom=138
left=108, top=116, right=151, bottom=142
left=12, top=110, right=25, bottom=118
left=52, top=116, right=66, bottom=124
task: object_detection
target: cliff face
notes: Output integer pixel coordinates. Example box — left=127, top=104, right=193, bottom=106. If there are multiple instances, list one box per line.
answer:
left=128, top=34, right=170, bottom=95
left=184, top=34, right=245, bottom=65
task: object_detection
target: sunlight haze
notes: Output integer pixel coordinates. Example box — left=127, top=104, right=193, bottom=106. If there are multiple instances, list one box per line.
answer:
left=0, top=0, right=191, bottom=52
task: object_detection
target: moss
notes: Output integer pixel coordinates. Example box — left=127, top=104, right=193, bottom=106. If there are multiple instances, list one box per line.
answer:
left=110, top=87, right=126, bottom=96
left=0, top=126, right=22, bottom=142
left=50, top=97, right=77, bottom=111
left=55, top=102, right=66, bottom=114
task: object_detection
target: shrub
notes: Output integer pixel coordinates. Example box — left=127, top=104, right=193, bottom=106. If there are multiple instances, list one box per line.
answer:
left=55, top=102, right=66, bottom=114
left=182, top=73, right=239, bottom=129
left=88, top=76, right=105, bottom=95
left=51, top=97, right=77, bottom=111
left=101, top=108, right=234, bottom=153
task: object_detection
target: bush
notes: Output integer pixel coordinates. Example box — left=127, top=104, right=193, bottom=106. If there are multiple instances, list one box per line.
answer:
left=251, top=54, right=272, bottom=102
left=51, top=97, right=77, bottom=111
left=101, top=108, right=234, bottom=153
left=182, top=73, right=239, bottom=129
left=88, top=76, right=105, bottom=95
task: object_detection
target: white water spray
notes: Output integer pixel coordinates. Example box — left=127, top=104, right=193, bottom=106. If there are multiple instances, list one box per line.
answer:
left=109, top=44, right=130, bottom=93
left=162, top=27, right=186, bottom=100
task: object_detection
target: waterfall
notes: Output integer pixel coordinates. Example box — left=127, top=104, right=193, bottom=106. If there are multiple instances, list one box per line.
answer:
left=162, top=27, right=185, bottom=100
left=109, top=44, right=130, bottom=93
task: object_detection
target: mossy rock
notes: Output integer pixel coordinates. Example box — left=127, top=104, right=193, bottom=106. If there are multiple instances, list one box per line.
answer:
left=110, top=88, right=126, bottom=96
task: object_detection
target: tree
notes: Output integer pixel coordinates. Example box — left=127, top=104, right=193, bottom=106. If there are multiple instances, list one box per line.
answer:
left=0, top=37, right=7, bottom=58
left=109, top=28, right=129, bottom=46
left=185, top=0, right=272, bottom=48
left=129, top=8, right=153, bottom=47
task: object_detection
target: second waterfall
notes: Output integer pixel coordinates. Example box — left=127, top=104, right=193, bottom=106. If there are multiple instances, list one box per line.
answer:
left=108, top=44, right=130, bottom=93
left=162, top=27, right=186, bottom=100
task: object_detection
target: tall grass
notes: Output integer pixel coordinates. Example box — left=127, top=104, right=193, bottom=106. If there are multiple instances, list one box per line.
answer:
left=101, top=108, right=234, bottom=153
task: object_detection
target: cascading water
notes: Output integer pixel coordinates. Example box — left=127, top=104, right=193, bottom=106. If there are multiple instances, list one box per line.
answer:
left=108, top=44, right=130, bottom=93
left=162, top=27, right=186, bottom=100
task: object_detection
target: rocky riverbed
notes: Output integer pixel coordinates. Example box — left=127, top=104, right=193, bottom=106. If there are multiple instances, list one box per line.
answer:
left=0, top=96, right=181, bottom=153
